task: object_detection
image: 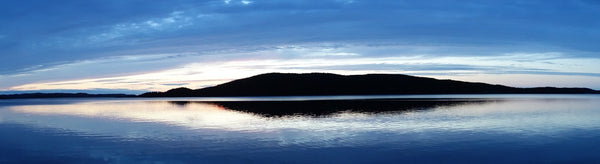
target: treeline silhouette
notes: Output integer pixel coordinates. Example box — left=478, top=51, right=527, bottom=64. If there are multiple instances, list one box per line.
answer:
left=141, top=73, right=599, bottom=97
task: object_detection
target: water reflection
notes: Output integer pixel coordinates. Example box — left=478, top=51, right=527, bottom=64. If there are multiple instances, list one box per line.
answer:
left=6, top=97, right=600, bottom=137
left=173, top=99, right=487, bottom=116
left=1, top=96, right=600, bottom=163
left=10, top=101, right=258, bottom=131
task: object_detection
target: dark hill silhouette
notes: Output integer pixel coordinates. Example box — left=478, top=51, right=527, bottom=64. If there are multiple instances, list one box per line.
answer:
left=140, top=73, right=599, bottom=97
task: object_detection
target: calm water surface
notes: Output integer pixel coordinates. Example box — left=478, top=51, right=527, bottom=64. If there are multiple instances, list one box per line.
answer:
left=1, top=94, right=599, bottom=163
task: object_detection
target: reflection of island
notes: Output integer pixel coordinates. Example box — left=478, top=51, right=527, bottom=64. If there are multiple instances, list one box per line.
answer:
left=170, top=99, right=490, bottom=117
left=142, top=73, right=600, bottom=97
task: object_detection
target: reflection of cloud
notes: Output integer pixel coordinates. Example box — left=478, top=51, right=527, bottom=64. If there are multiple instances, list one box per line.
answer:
left=11, top=101, right=261, bottom=131
left=9, top=98, right=600, bottom=145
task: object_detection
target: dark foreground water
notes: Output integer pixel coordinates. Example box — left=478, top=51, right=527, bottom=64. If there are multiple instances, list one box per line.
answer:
left=1, top=94, right=599, bottom=163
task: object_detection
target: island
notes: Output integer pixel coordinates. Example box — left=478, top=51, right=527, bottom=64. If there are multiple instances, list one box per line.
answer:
left=140, top=73, right=599, bottom=97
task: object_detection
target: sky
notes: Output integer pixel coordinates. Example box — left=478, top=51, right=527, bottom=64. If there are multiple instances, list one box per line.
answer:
left=1, top=0, right=599, bottom=94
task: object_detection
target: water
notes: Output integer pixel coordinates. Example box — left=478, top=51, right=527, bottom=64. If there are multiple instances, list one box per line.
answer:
left=1, top=94, right=599, bottom=163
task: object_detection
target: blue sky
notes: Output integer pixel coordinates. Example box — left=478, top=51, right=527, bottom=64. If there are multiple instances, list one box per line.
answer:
left=1, top=0, right=599, bottom=94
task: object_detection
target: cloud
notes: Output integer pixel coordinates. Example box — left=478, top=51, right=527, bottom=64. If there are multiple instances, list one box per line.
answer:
left=1, top=0, right=600, bottom=90
left=2, top=1, right=599, bottom=72
left=162, top=83, right=190, bottom=86
left=0, top=52, right=202, bottom=89
left=7, top=46, right=600, bottom=91
left=87, top=11, right=195, bottom=43
left=241, top=0, right=252, bottom=5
